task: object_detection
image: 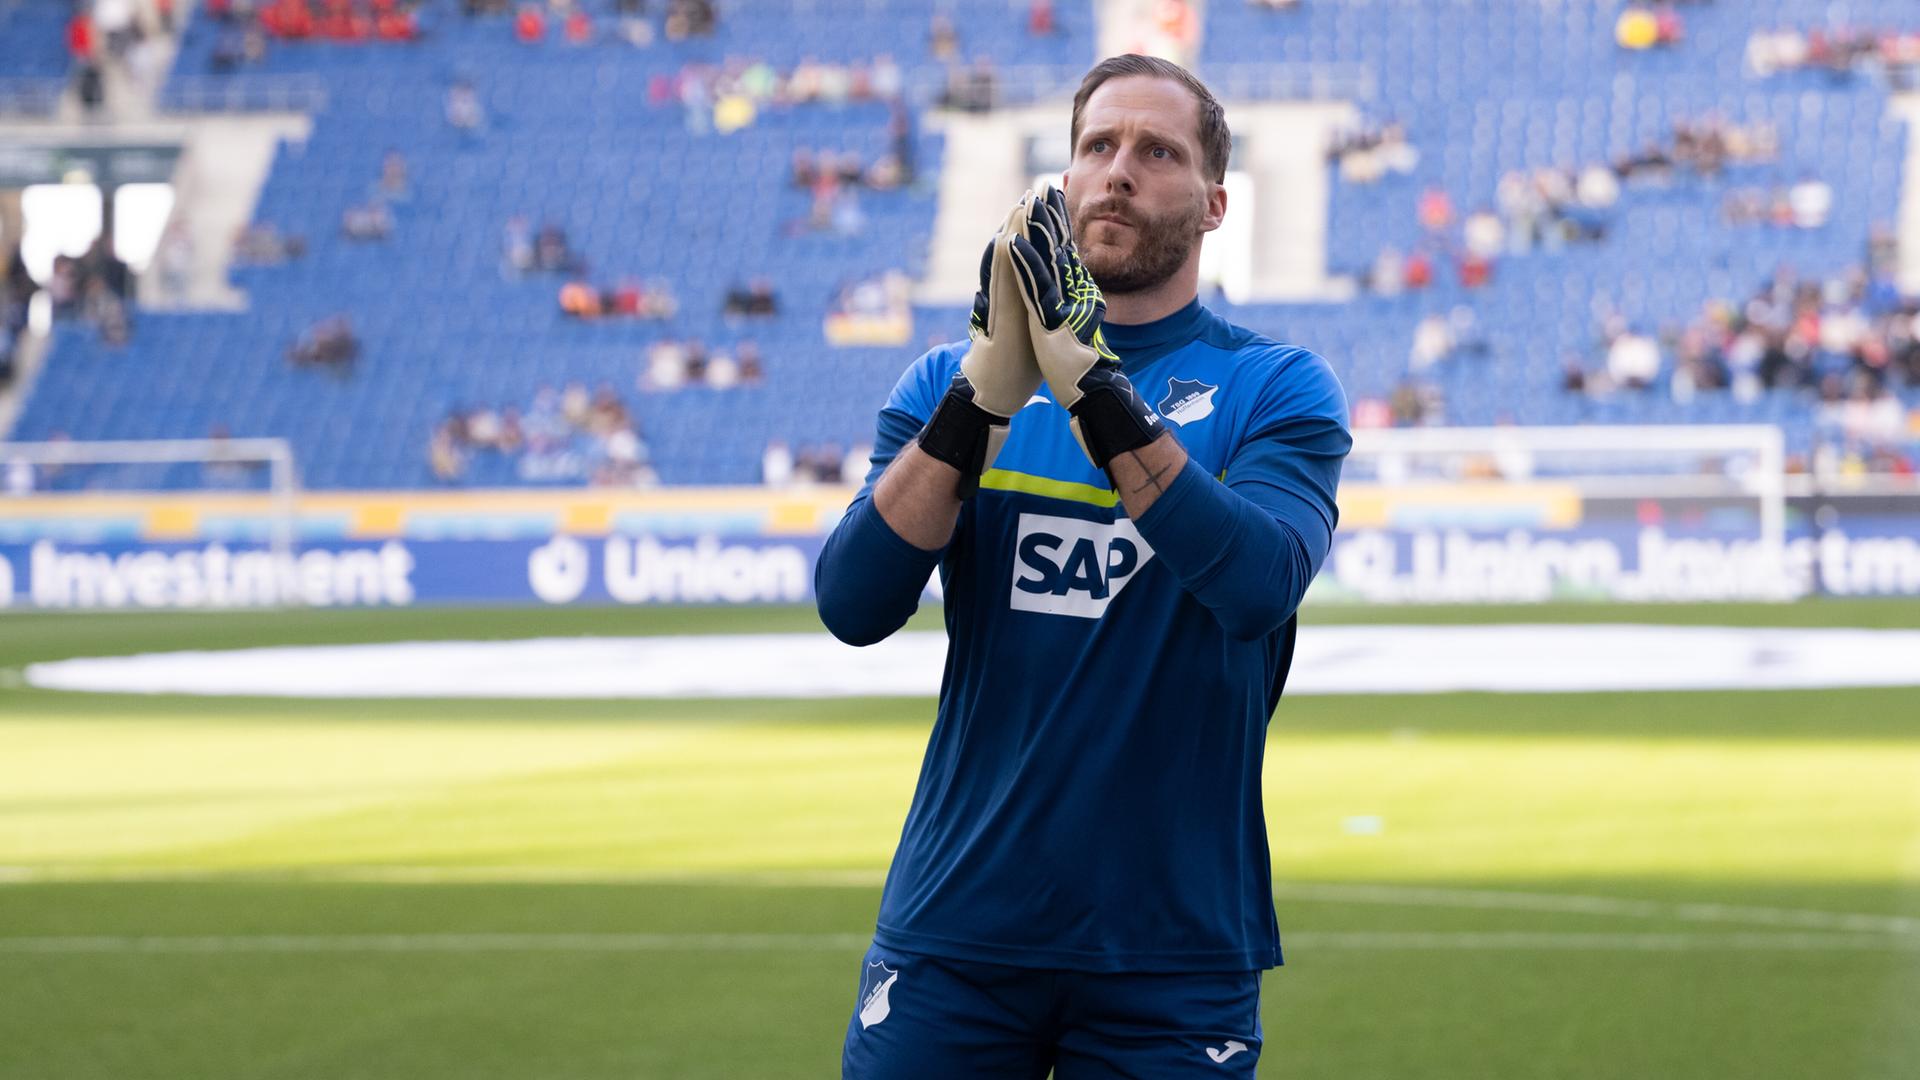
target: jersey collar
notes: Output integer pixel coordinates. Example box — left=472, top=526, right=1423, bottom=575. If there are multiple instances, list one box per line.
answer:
left=1101, top=297, right=1207, bottom=370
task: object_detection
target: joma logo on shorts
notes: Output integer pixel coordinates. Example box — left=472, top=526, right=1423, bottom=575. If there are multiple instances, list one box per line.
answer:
left=1009, top=513, right=1155, bottom=618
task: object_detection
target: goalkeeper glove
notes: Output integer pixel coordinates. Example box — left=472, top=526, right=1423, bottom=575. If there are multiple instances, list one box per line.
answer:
left=915, top=194, right=1044, bottom=497
left=1008, top=185, right=1164, bottom=473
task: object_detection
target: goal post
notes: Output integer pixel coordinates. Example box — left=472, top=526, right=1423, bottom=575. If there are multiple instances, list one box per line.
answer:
left=1328, top=424, right=1796, bottom=603
left=0, top=437, right=302, bottom=582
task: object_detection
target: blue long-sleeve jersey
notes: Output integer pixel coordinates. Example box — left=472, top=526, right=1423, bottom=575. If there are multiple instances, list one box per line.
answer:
left=816, top=298, right=1351, bottom=973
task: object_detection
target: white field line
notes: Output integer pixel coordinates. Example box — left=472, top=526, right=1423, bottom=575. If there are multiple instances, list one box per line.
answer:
left=0, top=930, right=1913, bottom=956
left=0, top=866, right=893, bottom=887
left=4, top=868, right=1916, bottom=938
left=1270, top=882, right=1920, bottom=937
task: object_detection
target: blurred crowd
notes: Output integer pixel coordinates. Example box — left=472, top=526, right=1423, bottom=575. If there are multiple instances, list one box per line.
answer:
left=1327, top=117, right=1418, bottom=186
left=778, top=106, right=918, bottom=238
left=1568, top=262, right=1920, bottom=474
left=1748, top=27, right=1920, bottom=81
left=653, top=52, right=908, bottom=135
left=501, top=215, right=581, bottom=277
left=432, top=382, right=655, bottom=485
left=287, top=313, right=359, bottom=371
left=559, top=277, right=676, bottom=321
left=231, top=221, right=308, bottom=265
left=1613, top=2, right=1686, bottom=51
left=66, top=0, right=181, bottom=112
left=1362, top=115, right=1784, bottom=296
left=760, top=439, right=870, bottom=488
left=1, top=247, right=32, bottom=386
left=206, top=0, right=424, bottom=75
left=642, top=338, right=764, bottom=391
left=24, top=239, right=136, bottom=347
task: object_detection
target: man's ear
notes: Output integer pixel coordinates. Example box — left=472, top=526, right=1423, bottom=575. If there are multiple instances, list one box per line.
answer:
left=1201, top=182, right=1227, bottom=233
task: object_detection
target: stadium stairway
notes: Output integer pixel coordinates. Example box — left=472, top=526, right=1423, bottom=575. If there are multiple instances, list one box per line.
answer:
left=1896, top=94, right=1920, bottom=293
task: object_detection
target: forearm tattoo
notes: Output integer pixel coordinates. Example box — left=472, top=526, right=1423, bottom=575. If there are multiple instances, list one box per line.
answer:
left=1124, top=453, right=1177, bottom=497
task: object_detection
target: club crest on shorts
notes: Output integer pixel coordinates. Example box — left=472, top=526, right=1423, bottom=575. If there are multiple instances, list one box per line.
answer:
left=1158, top=378, right=1219, bottom=426
left=858, top=961, right=898, bottom=1029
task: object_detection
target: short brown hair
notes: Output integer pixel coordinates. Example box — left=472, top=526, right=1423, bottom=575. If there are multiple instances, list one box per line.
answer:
left=1069, top=55, right=1230, bottom=184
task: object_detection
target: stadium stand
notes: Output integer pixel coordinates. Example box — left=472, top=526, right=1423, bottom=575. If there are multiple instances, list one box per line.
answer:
left=7, top=0, right=1920, bottom=486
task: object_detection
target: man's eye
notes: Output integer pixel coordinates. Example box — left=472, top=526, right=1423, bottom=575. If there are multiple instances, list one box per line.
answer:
left=1151, top=147, right=1171, bottom=160
left=1090, top=139, right=1110, bottom=153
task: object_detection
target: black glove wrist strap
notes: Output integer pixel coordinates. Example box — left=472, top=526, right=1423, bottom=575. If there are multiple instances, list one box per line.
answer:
left=1069, top=378, right=1163, bottom=472
left=918, top=381, right=1003, bottom=499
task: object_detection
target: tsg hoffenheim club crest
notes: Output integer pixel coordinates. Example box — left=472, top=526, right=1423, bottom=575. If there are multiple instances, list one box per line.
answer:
left=858, top=961, right=898, bottom=1029
left=1158, top=378, right=1219, bottom=426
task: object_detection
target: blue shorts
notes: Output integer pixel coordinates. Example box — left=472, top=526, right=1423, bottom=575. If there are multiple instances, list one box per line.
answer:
left=841, top=941, right=1264, bottom=1078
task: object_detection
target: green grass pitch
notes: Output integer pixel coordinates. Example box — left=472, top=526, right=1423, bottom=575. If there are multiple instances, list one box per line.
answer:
left=2, top=600, right=1918, bottom=1078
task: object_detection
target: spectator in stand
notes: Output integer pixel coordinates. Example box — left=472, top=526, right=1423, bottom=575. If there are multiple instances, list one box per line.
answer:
left=1028, top=0, right=1055, bottom=36
left=288, top=314, right=360, bottom=372
left=429, top=418, right=467, bottom=482
left=373, top=2, right=419, bottom=42
left=1403, top=248, right=1434, bottom=289
left=445, top=78, right=485, bottom=136
left=704, top=345, right=740, bottom=389
left=378, top=150, right=411, bottom=203
left=80, top=237, right=132, bottom=301
left=1416, top=187, right=1454, bottom=232
left=68, top=7, right=99, bottom=64
left=929, top=13, right=958, bottom=62
left=341, top=198, right=393, bottom=241
left=1615, top=3, right=1660, bottom=50
left=260, top=0, right=317, bottom=38
left=514, top=3, right=544, bottom=41
left=45, top=255, right=79, bottom=317
left=82, top=277, right=130, bottom=346
left=1789, top=174, right=1833, bottom=229
left=723, top=278, right=778, bottom=319
left=534, top=221, right=579, bottom=273
left=1366, top=246, right=1404, bottom=296
left=558, top=279, right=601, bottom=318
left=644, top=339, right=688, bottom=390
left=95, top=0, right=138, bottom=59
left=563, top=6, right=592, bottom=44
left=944, top=54, right=999, bottom=112
left=790, top=148, right=818, bottom=189
left=737, top=339, right=764, bottom=384
left=761, top=439, right=794, bottom=486
left=315, top=0, right=374, bottom=40
left=872, top=53, right=903, bottom=101
left=233, top=222, right=307, bottom=265
left=501, top=214, right=534, bottom=275
left=560, top=276, right=674, bottom=320
left=1605, top=321, right=1662, bottom=390
left=663, top=0, right=714, bottom=40
left=561, top=380, right=591, bottom=427
left=211, top=25, right=248, bottom=69
left=69, top=6, right=105, bottom=113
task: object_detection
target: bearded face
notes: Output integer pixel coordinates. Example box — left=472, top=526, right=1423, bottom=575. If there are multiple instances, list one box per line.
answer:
left=1066, top=189, right=1207, bottom=296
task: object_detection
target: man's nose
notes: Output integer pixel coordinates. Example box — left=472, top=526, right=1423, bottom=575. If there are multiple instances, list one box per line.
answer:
left=1106, top=154, right=1137, bottom=197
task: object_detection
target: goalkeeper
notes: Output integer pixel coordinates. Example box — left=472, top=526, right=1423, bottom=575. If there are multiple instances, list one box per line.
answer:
left=818, top=55, right=1351, bottom=1077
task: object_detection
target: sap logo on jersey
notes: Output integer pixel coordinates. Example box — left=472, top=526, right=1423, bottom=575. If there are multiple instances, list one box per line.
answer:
left=1010, top=513, right=1156, bottom=618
